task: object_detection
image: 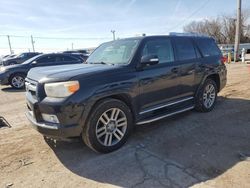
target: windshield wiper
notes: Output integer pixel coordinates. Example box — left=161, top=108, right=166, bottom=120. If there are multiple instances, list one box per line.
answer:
left=88, top=61, right=114, bottom=65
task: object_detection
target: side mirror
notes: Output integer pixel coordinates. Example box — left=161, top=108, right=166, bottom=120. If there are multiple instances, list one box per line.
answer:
left=31, top=61, right=37, bottom=66
left=141, top=55, right=159, bottom=66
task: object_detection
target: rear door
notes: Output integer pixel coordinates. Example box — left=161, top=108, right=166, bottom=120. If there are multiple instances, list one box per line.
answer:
left=173, top=37, right=199, bottom=97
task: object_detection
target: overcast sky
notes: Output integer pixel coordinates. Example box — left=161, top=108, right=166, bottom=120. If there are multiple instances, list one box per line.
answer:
left=0, top=0, right=250, bottom=55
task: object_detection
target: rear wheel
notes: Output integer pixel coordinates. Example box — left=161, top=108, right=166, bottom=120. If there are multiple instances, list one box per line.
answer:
left=10, top=73, right=25, bottom=89
left=195, top=79, right=218, bottom=112
left=82, top=98, right=133, bottom=153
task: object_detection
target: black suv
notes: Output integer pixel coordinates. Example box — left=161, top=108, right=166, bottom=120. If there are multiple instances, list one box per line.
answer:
left=25, top=35, right=227, bottom=153
left=2, top=52, right=41, bottom=66
left=0, top=53, right=83, bottom=89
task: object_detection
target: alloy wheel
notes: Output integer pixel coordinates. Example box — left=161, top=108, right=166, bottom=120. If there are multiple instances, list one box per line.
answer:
left=203, top=83, right=216, bottom=108
left=12, top=76, right=24, bottom=88
left=96, top=108, right=127, bottom=147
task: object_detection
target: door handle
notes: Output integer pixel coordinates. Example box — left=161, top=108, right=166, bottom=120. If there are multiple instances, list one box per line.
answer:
left=171, top=67, right=179, bottom=74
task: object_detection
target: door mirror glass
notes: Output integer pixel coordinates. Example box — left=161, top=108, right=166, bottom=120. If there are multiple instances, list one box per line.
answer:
left=141, top=55, right=159, bottom=66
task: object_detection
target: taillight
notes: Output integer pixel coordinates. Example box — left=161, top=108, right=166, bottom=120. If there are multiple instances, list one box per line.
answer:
left=221, top=56, right=227, bottom=64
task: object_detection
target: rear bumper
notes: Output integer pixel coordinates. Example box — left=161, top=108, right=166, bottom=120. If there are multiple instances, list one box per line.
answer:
left=219, top=65, right=227, bottom=91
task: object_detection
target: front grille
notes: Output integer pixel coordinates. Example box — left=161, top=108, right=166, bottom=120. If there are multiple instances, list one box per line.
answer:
left=25, top=78, right=38, bottom=100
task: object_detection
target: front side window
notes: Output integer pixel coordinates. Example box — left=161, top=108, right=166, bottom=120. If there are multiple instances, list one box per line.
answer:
left=37, top=56, right=56, bottom=64
left=142, top=38, right=174, bottom=64
left=175, top=38, right=196, bottom=61
left=87, top=39, right=139, bottom=65
left=22, top=54, right=43, bottom=64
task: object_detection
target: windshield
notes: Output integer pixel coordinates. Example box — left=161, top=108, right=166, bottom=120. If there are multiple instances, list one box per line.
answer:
left=8, top=55, right=17, bottom=58
left=87, top=39, right=140, bottom=65
left=22, top=54, right=43, bottom=64
left=16, top=53, right=27, bottom=58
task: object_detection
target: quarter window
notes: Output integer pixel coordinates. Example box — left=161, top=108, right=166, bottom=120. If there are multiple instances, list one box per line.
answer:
left=196, top=38, right=221, bottom=57
left=174, top=38, right=196, bottom=61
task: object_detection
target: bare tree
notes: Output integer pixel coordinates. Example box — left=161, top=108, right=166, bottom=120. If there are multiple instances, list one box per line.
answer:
left=183, top=9, right=250, bottom=44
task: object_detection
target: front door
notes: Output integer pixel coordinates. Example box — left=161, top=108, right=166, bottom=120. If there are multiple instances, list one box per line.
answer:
left=138, top=37, right=182, bottom=114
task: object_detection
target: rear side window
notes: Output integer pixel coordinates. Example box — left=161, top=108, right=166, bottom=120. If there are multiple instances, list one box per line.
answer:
left=174, top=37, right=196, bottom=61
left=61, top=55, right=76, bottom=62
left=195, top=38, right=220, bottom=57
left=142, top=38, right=174, bottom=64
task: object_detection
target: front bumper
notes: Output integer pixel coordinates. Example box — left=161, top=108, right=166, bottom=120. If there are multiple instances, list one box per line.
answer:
left=25, top=79, right=85, bottom=138
left=0, top=71, right=10, bottom=85
left=26, top=111, right=82, bottom=138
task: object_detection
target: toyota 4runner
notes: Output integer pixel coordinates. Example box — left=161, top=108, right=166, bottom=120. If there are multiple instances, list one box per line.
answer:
left=25, top=34, right=227, bottom=153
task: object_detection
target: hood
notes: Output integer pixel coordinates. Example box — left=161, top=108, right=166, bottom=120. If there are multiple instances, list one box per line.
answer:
left=4, top=57, right=19, bottom=62
left=4, top=63, right=27, bottom=70
left=27, top=63, right=117, bottom=83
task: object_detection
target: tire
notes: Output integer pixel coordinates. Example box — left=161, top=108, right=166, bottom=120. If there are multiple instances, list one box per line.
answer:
left=195, top=79, right=218, bottom=112
left=82, top=98, right=133, bottom=153
left=9, top=73, right=26, bottom=89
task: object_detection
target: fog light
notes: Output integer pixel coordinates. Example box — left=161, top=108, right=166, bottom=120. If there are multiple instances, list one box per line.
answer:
left=41, top=114, right=59, bottom=124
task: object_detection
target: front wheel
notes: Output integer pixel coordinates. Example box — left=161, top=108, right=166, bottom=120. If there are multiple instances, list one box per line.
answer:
left=195, top=79, right=218, bottom=112
left=10, top=73, right=25, bottom=89
left=82, top=98, right=133, bottom=153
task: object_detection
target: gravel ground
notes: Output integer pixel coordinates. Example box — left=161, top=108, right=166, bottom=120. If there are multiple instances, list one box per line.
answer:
left=0, top=63, right=250, bottom=188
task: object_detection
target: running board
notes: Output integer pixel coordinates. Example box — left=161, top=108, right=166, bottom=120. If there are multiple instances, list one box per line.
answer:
left=136, top=106, right=194, bottom=125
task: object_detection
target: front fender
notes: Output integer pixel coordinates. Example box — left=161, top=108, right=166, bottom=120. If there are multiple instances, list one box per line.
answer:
left=75, top=71, right=139, bottom=128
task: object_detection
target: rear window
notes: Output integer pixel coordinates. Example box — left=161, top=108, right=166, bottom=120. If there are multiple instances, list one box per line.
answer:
left=195, top=38, right=220, bottom=57
left=174, top=37, right=196, bottom=61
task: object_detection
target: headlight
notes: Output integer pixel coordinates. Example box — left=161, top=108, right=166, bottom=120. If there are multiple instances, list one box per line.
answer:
left=44, top=81, right=80, bottom=98
left=0, top=66, right=6, bottom=72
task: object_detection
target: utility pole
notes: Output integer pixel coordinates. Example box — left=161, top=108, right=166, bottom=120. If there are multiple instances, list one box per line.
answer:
left=31, top=35, right=35, bottom=52
left=7, top=35, right=12, bottom=54
left=234, top=0, right=241, bottom=62
left=111, top=30, right=116, bottom=40
left=71, top=43, right=74, bottom=50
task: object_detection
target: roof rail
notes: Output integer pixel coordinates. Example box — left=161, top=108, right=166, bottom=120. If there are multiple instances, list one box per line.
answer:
left=169, top=32, right=209, bottom=37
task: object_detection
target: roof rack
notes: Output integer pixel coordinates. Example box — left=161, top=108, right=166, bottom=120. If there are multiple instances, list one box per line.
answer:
left=169, top=32, right=209, bottom=37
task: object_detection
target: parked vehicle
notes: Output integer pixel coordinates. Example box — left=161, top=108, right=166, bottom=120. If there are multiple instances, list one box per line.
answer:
left=2, top=55, right=11, bottom=59
left=63, top=49, right=89, bottom=55
left=3, top=54, right=17, bottom=60
left=1, top=52, right=41, bottom=66
left=244, top=49, right=250, bottom=60
left=25, top=35, right=227, bottom=153
left=0, top=54, right=16, bottom=65
left=0, top=53, right=83, bottom=89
